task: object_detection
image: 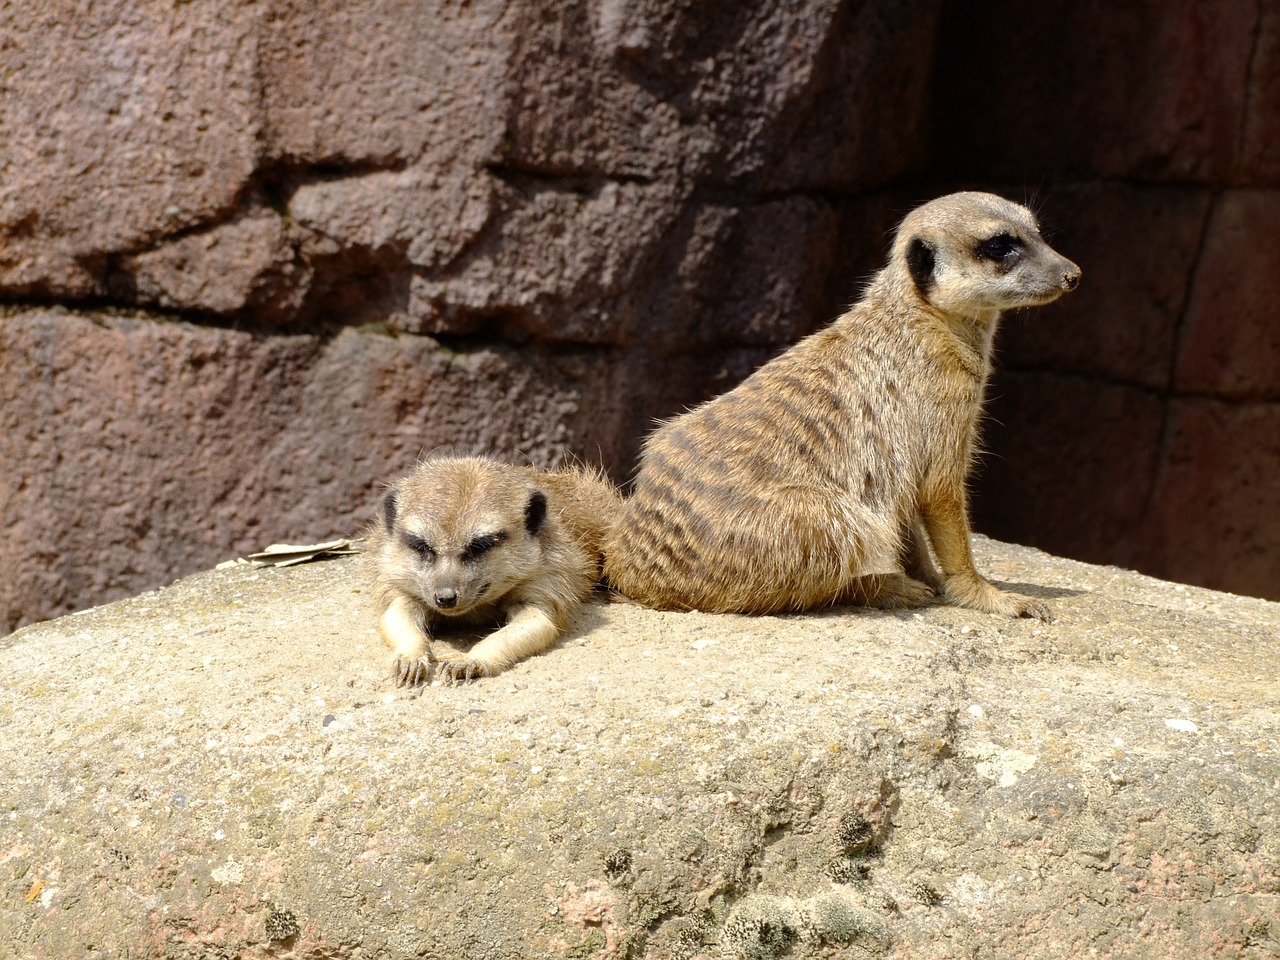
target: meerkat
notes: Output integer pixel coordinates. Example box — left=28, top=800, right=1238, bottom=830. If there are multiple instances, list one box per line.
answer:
left=367, top=455, right=621, bottom=684
left=605, top=191, right=1081, bottom=618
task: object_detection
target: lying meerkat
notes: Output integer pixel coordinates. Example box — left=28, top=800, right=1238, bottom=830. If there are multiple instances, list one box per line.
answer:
left=368, top=455, right=621, bottom=684
left=605, top=191, right=1081, bottom=618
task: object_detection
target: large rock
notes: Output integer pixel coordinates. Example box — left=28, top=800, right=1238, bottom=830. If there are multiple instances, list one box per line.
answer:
left=2, top=540, right=1278, bottom=958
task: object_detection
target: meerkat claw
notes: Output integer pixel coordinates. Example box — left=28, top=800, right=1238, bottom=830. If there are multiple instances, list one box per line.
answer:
left=393, top=656, right=433, bottom=687
left=439, top=660, right=491, bottom=684
left=1020, top=599, right=1053, bottom=621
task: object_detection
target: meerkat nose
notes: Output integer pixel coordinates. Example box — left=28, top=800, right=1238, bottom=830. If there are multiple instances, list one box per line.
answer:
left=435, top=588, right=458, bottom=609
left=1062, top=265, right=1082, bottom=291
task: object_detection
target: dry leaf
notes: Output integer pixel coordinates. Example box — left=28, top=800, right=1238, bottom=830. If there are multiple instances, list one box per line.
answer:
left=224, top=538, right=364, bottom=569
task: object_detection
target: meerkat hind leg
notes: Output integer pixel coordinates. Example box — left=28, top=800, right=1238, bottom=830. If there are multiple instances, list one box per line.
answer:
left=380, top=595, right=435, bottom=687
left=844, top=572, right=936, bottom=611
left=436, top=603, right=562, bottom=683
left=901, top=516, right=944, bottom=593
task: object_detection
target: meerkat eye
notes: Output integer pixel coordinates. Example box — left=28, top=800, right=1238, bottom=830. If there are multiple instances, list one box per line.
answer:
left=976, top=232, right=1022, bottom=262
left=461, top=532, right=508, bottom=563
left=402, top=534, right=436, bottom=564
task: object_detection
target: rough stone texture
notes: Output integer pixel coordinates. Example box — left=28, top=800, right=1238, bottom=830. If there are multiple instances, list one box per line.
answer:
left=931, top=1, right=1259, bottom=182
left=0, top=3, right=261, bottom=298
left=3, top=0, right=1280, bottom=629
left=2, top=541, right=1278, bottom=958
left=1240, top=4, right=1280, bottom=181
left=1138, top=400, right=1280, bottom=602
left=0, top=0, right=934, bottom=329
left=124, top=210, right=306, bottom=320
left=1175, top=189, right=1280, bottom=399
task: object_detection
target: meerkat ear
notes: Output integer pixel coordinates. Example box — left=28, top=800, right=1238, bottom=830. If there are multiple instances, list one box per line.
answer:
left=524, top=490, right=548, bottom=536
left=382, top=490, right=399, bottom=533
left=906, top=236, right=936, bottom=297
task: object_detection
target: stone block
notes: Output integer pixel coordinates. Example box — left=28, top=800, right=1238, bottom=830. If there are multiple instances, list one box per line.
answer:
left=0, top=2, right=260, bottom=296
left=997, top=183, right=1211, bottom=390
left=256, top=0, right=509, bottom=167
left=1175, top=188, right=1280, bottom=399
left=1239, top=4, right=1280, bottom=182
left=123, top=209, right=308, bottom=322
left=931, top=0, right=1256, bottom=181
left=973, top=372, right=1164, bottom=570
left=1139, top=399, right=1280, bottom=600
left=504, top=0, right=941, bottom=190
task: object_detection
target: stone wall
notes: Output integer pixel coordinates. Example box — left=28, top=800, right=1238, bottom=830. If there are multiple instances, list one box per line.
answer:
left=2, top=0, right=1277, bottom=630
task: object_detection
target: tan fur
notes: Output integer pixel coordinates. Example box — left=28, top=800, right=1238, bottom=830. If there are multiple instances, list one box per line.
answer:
left=367, top=455, right=621, bottom=684
left=605, top=192, right=1081, bottom=618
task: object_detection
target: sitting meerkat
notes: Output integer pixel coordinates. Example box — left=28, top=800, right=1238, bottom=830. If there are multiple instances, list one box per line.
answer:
left=368, top=455, right=621, bottom=684
left=605, top=191, right=1081, bottom=618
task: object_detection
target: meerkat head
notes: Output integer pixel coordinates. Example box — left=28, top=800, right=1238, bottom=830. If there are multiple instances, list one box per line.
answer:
left=892, top=192, right=1081, bottom=323
left=375, top=457, right=548, bottom=618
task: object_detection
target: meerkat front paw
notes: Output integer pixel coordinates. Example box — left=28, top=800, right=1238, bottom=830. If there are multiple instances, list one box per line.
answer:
left=393, top=655, right=434, bottom=687
left=985, top=587, right=1052, bottom=621
left=944, top=575, right=1052, bottom=621
left=437, top=659, right=495, bottom=684
left=1008, top=595, right=1052, bottom=621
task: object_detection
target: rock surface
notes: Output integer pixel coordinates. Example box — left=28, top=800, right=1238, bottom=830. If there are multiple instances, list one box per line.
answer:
left=2, top=539, right=1278, bottom=958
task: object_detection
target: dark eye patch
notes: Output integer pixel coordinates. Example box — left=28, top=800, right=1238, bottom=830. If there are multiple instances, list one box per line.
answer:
left=906, top=236, right=936, bottom=295
left=525, top=490, right=548, bottom=536
left=461, top=532, right=508, bottom=563
left=976, top=232, right=1022, bottom=262
left=402, top=534, right=436, bottom=563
